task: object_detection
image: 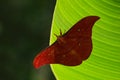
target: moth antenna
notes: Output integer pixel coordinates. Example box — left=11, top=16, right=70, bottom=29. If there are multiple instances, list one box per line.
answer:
left=59, top=29, right=62, bottom=36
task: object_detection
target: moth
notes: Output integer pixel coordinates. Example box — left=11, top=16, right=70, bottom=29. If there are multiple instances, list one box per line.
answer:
left=33, top=16, right=100, bottom=69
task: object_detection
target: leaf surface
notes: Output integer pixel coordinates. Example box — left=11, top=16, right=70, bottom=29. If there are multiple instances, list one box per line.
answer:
left=50, top=0, right=120, bottom=80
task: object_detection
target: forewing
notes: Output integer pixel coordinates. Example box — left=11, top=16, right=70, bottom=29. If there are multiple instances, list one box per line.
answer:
left=55, top=16, right=100, bottom=66
left=63, top=16, right=100, bottom=38
left=33, top=43, right=56, bottom=69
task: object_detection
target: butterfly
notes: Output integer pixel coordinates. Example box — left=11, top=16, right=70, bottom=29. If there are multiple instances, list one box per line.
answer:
left=33, top=16, right=100, bottom=69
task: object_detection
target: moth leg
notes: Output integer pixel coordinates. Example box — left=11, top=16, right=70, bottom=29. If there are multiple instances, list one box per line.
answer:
left=53, top=29, right=62, bottom=38
left=54, top=33, right=58, bottom=38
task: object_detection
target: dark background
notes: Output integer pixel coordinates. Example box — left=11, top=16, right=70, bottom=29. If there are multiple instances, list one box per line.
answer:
left=0, top=0, right=56, bottom=80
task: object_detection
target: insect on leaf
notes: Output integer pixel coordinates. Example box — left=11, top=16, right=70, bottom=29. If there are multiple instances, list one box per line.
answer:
left=33, top=16, right=100, bottom=69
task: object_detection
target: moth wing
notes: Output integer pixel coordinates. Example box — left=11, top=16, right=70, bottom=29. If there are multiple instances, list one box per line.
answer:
left=74, top=38, right=93, bottom=61
left=33, top=39, right=81, bottom=68
left=53, top=39, right=83, bottom=66
left=50, top=16, right=100, bottom=66
left=33, top=42, right=57, bottom=69
left=63, top=16, right=100, bottom=38
left=62, top=16, right=100, bottom=61
left=54, top=38, right=92, bottom=66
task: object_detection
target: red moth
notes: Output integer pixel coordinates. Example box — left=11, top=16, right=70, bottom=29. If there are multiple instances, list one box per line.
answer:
left=33, top=16, right=100, bottom=69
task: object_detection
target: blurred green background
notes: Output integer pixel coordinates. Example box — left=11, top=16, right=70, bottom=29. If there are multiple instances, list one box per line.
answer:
left=0, top=0, right=56, bottom=80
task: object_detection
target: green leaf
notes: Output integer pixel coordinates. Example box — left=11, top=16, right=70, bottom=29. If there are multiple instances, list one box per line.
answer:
left=50, top=0, right=120, bottom=80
